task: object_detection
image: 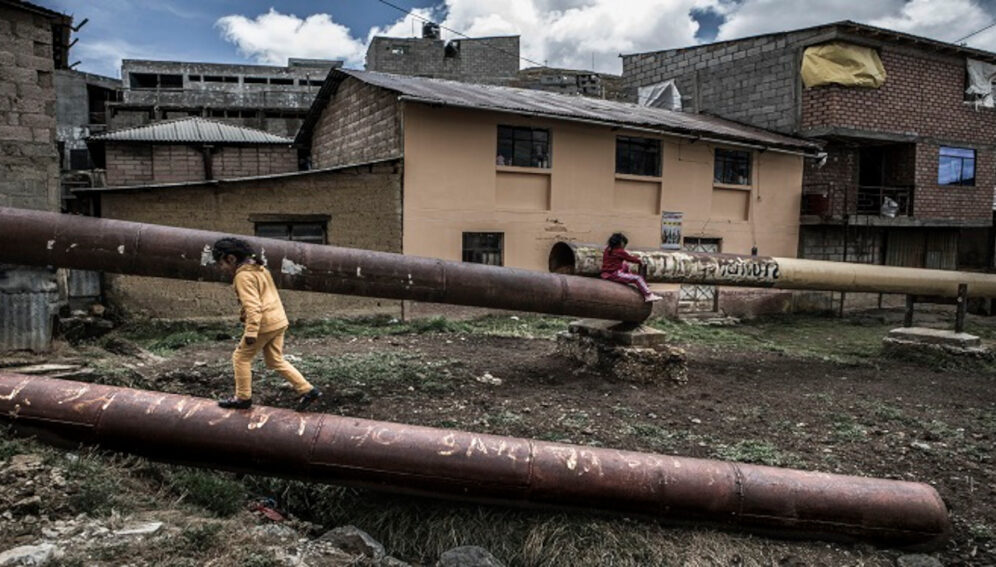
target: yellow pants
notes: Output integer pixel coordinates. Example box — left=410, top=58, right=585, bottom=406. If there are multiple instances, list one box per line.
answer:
left=232, top=326, right=312, bottom=400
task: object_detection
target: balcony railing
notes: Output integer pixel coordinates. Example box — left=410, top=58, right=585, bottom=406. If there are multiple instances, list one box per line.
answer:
left=801, top=183, right=914, bottom=219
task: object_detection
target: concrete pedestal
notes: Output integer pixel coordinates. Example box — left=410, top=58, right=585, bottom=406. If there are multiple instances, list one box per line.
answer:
left=883, top=327, right=991, bottom=359
left=556, top=319, right=687, bottom=384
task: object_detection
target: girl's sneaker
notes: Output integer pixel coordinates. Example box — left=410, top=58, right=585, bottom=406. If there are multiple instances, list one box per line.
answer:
left=296, top=387, right=323, bottom=411
left=218, top=396, right=252, bottom=409
left=645, top=293, right=663, bottom=303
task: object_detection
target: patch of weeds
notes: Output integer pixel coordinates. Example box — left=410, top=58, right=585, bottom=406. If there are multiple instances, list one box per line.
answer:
left=296, top=352, right=459, bottom=394
left=831, top=416, right=868, bottom=443
left=164, top=467, right=247, bottom=517
left=239, top=551, right=281, bottom=567
left=86, top=359, right=146, bottom=388
left=487, top=410, right=524, bottom=429
left=461, top=315, right=566, bottom=339
left=178, top=522, right=223, bottom=552
left=713, top=440, right=799, bottom=467
left=64, top=451, right=131, bottom=516
left=866, top=401, right=906, bottom=423
left=559, top=411, right=590, bottom=430
left=969, top=522, right=994, bottom=541
left=48, top=557, right=86, bottom=567
left=116, top=320, right=237, bottom=350
left=0, top=433, right=27, bottom=461
left=922, top=418, right=963, bottom=442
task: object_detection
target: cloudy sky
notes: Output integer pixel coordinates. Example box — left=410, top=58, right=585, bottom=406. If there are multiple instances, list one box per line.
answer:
left=40, top=0, right=996, bottom=79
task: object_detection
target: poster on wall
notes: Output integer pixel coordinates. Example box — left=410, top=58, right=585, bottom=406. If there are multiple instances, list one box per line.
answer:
left=661, top=211, right=683, bottom=250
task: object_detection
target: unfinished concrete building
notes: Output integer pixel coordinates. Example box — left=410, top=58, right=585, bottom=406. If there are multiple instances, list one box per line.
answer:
left=622, top=21, right=996, bottom=311
left=107, top=58, right=342, bottom=138
left=54, top=69, right=120, bottom=211
left=366, top=23, right=623, bottom=98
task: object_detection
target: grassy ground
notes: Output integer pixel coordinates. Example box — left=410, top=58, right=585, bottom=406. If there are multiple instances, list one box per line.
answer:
left=2, top=309, right=994, bottom=566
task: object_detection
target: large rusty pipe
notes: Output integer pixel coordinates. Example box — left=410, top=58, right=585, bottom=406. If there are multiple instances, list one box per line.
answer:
left=551, top=242, right=996, bottom=298
left=0, top=374, right=950, bottom=548
left=0, top=207, right=650, bottom=322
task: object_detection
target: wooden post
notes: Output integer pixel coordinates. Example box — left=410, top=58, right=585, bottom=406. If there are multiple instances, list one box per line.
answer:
left=955, top=283, right=968, bottom=334
left=904, top=295, right=915, bottom=328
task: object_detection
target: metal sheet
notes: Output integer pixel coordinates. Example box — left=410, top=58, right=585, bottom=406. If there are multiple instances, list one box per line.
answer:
left=90, top=117, right=292, bottom=144
left=0, top=374, right=952, bottom=548
left=68, top=269, right=101, bottom=299
left=297, top=70, right=820, bottom=153
left=0, top=291, right=56, bottom=352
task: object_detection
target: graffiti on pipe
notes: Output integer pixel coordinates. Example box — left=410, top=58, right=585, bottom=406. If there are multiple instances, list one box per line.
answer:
left=641, top=252, right=781, bottom=285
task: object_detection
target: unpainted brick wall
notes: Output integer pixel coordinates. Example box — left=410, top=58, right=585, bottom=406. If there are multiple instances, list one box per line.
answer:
left=0, top=5, right=60, bottom=211
left=801, top=47, right=995, bottom=221
left=105, top=143, right=297, bottom=186
left=99, top=161, right=404, bottom=320
left=798, top=226, right=883, bottom=264
left=311, top=78, right=401, bottom=168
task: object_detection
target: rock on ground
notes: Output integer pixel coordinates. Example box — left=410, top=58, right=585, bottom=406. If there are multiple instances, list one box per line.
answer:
left=436, top=546, right=504, bottom=567
left=0, top=544, right=58, bottom=566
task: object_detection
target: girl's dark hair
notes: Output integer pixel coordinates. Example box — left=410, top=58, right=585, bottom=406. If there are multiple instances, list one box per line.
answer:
left=211, top=237, right=256, bottom=263
left=607, top=232, right=628, bottom=249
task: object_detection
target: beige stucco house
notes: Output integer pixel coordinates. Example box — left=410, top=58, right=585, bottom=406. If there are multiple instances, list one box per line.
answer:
left=297, top=69, right=820, bottom=316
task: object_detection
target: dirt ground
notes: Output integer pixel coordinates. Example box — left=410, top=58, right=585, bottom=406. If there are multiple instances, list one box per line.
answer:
left=1, top=308, right=994, bottom=566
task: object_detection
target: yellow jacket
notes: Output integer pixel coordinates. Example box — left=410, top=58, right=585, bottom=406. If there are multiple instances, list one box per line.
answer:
left=233, top=263, right=288, bottom=337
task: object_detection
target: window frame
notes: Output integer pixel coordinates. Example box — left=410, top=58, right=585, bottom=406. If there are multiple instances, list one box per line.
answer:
left=461, top=232, right=504, bottom=266
left=615, top=135, right=661, bottom=177
left=938, top=146, right=976, bottom=187
left=497, top=125, right=551, bottom=169
left=249, top=214, right=330, bottom=245
left=713, top=148, right=753, bottom=187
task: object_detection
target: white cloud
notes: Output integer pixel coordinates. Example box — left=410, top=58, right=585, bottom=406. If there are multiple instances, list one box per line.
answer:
left=215, top=9, right=368, bottom=66
left=73, top=39, right=160, bottom=78
left=214, top=1, right=996, bottom=76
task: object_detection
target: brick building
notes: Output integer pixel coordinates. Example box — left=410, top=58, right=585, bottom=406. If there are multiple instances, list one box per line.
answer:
left=622, top=21, right=996, bottom=309
left=86, top=117, right=296, bottom=188
left=0, top=0, right=72, bottom=351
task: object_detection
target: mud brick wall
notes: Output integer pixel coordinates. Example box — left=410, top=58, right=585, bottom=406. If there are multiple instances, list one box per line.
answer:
left=98, top=161, right=404, bottom=320
left=105, top=143, right=297, bottom=186
left=311, top=78, right=401, bottom=169
left=366, top=36, right=519, bottom=84
left=0, top=4, right=60, bottom=211
left=802, top=47, right=996, bottom=222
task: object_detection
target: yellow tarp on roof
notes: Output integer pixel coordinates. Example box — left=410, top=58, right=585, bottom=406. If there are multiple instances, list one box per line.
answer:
left=801, top=43, right=886, bottom=88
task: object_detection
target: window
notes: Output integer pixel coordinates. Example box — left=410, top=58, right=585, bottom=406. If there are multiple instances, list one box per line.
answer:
left=497, top=126, right=550, bottom=168
left=714, top=148, right=752, bottom=186
left=270, top=78, right=294, bottom=85
left=69, top=149, right=92, bottom=170
left=244, top=76, right=268, bottom=84
left=938, top=146, right=975, bottom=186
left=462, top=232, right=503, bottom=266
left=616, top=136, right=661, bottom=176
left=253, top=220, right=327, bottom=244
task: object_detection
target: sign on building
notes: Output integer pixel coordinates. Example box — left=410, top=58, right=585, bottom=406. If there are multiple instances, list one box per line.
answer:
left=661, top=211, right=683, bottom=250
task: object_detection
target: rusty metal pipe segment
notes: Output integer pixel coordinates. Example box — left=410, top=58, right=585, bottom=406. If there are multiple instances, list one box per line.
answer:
left=0, top=207, right=650, bottom=322
left=0, top=374, right=950, bottom=548
left=551, top=242, right=996, bottom=298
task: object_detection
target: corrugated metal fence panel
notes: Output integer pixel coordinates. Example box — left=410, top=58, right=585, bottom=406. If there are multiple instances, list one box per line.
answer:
left=885, top=230, right=926, bottom=268
left=0, top=291, right=56, bottom=352
left=925, top=231, right=958, bottom=270
left=68, top=269, right=101, bottom=298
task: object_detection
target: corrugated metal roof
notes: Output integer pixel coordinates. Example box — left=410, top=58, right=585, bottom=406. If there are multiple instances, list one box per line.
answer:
left=90, top=117, right=292, bottom=144
left=306, top=69, right=819, bottom=153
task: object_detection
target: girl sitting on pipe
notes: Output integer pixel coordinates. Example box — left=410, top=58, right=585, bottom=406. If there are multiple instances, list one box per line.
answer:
left=601, top=233, right=663, bottom=303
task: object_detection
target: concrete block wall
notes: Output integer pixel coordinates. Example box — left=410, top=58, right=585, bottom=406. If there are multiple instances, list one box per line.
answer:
left=311, top=78, right=401, bottom=168
left=98, top=161, right=404, bottom=320
left=105, top=143, right=297, bottom=186
left=366, top=36, right=519, bottom=85
left=621, top=28, right=827, bottom=133
left=799, top=226, right=883, bottom=264
left=0, top=4, right=60, bottom=211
